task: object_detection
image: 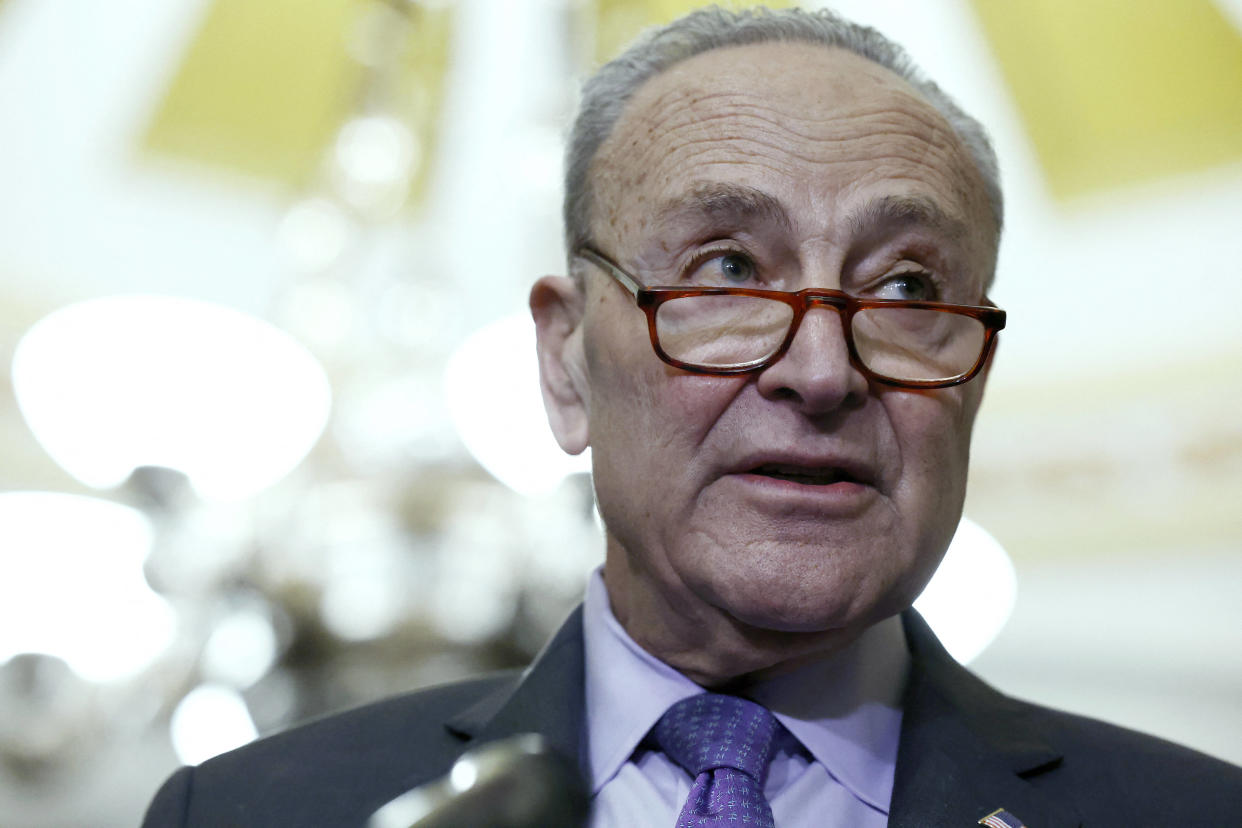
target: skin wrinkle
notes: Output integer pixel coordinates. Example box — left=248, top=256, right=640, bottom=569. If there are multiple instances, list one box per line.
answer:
left=622, top=95, right=989, bottom=246
left=850, top=194, right=968, bottom=243
left=655, top=184, right=794, bottom=236
left=575, top=46, right=996, bottom=255
left=634, top=185, right=981, bottom=302
left=633, top=187, right=798, bottom=283
left=533, top=42, right=996, bottom=685
left=627, top=134, right=954, bottom=187
left=649, top=102, right=956, bottom=159
left=609, top=87, right=961, bottom=169
left=603, top=137, right=982, bottom=258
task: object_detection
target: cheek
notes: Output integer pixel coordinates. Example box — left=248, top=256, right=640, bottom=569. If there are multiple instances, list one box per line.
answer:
left=584, top=306, right=740, bottom=452
left=583, top=321, right=747, bottom=528
left=591, top=365, right=742, bottom=478
left=884, top=389, right=977, bottom=512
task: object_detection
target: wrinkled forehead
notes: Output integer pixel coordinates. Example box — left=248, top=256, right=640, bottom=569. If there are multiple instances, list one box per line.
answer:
left=586, top=42, right=998, bottom=268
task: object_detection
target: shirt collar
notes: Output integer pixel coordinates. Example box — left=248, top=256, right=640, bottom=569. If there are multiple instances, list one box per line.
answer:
left=582, top=567, right=909, bottom=812
left=750, top=610, right=909, bottom=813
left=583, top=568, right=702, bottom=793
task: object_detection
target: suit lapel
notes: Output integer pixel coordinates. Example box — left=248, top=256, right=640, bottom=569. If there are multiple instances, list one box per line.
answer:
left=445, top=606, right=588, bottom=771
left=442, top=605, right=1087, bottom=826
left=889, top=611, right=1082, bottom=828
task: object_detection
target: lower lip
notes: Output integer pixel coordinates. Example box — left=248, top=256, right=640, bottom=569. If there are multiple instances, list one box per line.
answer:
left=726, top=473, right=877, bottom=513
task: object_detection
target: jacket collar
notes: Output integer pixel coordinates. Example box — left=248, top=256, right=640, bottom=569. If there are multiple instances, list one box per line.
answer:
left=445, top=605, right=588, bottom=773
left=446, top=605, right=1085, bottom=827
left=889, top=610, right=1083, bottom=828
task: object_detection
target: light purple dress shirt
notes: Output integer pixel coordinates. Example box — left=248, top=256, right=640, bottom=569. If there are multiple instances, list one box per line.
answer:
left=582, top=569, right=909, bottom=828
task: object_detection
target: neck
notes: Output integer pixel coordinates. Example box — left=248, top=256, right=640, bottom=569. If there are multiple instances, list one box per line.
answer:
left=602, top=552, right=869, bottom=688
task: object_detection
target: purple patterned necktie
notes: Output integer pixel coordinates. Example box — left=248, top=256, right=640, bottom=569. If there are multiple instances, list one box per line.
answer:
left=653, top=693, right=780, bottom=828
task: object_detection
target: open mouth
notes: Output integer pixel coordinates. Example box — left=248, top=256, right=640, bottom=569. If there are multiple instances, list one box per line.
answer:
left=750, top=463, right=865, bottom=486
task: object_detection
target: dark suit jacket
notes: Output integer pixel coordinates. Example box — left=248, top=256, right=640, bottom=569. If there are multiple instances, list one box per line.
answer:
left=143, top=609, right=1242, bottom=827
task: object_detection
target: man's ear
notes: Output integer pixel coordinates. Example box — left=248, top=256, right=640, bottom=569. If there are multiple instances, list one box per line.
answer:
left=530, top=275, right=590, bottom=454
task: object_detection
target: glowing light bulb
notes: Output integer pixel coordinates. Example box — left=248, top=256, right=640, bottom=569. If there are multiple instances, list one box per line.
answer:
left=445, top=313, right=591, bottom=495
left=0, top=492, right=174, bottom=682
left=170, top=683, right=258, bottom=765
left=915, top=516, right=1017, bottom=663
left=12, top=295, right=332, bottom=501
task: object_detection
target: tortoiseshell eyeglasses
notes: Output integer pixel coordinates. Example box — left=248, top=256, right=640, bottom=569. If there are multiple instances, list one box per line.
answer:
left=576, top=246, right=1006, bottom=390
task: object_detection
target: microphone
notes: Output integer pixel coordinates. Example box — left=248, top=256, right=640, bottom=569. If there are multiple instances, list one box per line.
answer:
left=368, top=733, right=589, bottom=828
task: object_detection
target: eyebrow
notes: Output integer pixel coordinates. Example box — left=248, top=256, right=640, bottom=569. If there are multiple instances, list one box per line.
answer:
left=652, top=183, right=793, bottom=232
left=848, top=194, right=969, bottom=242
left=648, top=186, right=969, bottom=246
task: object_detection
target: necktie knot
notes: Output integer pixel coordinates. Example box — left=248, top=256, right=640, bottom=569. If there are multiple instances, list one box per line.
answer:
left=653, top=694, right=780, bottom=828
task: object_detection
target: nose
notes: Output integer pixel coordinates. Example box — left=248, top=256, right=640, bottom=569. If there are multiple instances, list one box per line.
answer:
left=754, top=304, right=869, bottom=413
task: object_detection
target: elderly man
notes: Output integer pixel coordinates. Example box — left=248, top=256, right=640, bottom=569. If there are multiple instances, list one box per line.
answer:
left=144, top=6, right=1241, bottom=827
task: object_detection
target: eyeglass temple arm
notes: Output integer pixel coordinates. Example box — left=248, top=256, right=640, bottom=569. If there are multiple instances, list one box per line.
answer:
left=576, top=247, right=642, bottom=297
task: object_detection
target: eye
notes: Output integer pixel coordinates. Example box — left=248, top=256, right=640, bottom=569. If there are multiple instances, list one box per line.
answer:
left=685, top=250, right=757, bottom=286
left=871, top=270, right=939, bottom=302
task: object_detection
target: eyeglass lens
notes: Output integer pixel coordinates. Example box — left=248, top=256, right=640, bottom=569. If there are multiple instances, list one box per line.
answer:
left=654, top=295, right=987, bottom=382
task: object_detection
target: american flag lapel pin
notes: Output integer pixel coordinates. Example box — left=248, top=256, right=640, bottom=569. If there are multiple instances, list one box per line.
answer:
left=978, top=808, right=1028, bottom=828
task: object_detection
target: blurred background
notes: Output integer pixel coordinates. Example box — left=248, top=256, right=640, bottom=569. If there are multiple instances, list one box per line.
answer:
left=1, top=0, right=1240, bottom=824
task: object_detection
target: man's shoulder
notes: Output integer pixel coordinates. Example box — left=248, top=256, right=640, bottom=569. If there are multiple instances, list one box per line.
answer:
left=1009, top=695, right=1242, bottom=823
left=895, top=611, right=1242, bottom=826
left=265, top=669, right=521, bottom=750
left=143, top=607, right=589, bottom=827
left=1022, top=696, right=1242, bottom=783
left=898, top=669, right=1242, bottom=826
left=143, top=670, right=523, bottom=827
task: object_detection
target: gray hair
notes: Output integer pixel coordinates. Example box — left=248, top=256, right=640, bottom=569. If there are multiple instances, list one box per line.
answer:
left=564, top=5, right=1003, bottom=259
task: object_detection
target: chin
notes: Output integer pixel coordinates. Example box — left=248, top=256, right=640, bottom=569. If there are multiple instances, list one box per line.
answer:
left=717, top=591, right=865, bottom=635
left=714, top=574, right=917, bottom=638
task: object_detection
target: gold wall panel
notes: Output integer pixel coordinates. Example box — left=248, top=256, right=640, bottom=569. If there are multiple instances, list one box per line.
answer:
left=969, top=0, right=1242, bottom=198
left=144, top=0, right=362, bottom=188
left=143, top=0, right=452, bottom=203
